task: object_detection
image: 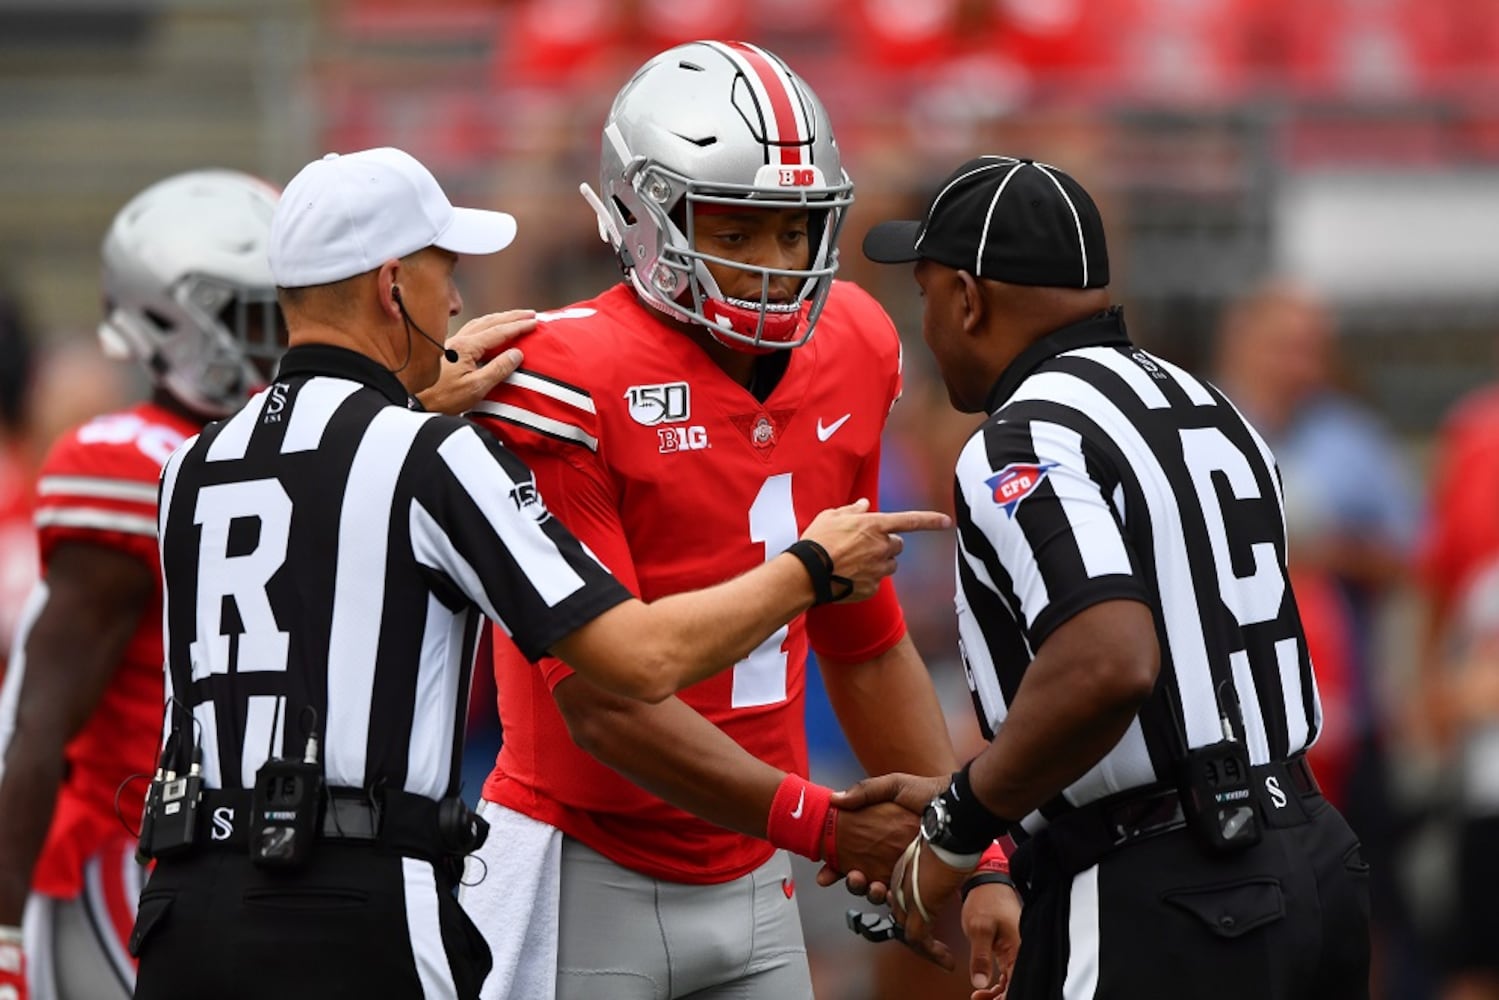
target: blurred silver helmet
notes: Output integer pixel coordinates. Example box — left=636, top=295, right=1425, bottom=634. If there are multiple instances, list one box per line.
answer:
left=99, top=169, right=283, bottom=417
left=583, top=40, right=854, bottom=352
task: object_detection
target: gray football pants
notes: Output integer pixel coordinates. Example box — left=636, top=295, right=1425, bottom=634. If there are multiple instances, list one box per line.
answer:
left=556, top=838, right=814, bottom=1000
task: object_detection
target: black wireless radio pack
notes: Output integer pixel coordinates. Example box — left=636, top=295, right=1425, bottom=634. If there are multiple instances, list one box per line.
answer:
left=1180, top=683, right=1262, bottom=855
left=137, top=717, right=203, bottom=861
left=250, top=725, right=324, bottom=869
left=1180, top=739, right=1261, bottom=855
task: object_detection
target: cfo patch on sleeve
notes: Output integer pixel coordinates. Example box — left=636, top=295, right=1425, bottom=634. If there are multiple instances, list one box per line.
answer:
left=985, top=462, right=1057, bottom=518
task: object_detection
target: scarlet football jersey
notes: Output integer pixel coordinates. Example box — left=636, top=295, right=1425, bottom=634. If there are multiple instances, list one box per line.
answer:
left=1420, top=386, right=1499, bottom=614
left=474, top=282, right=907, bottom=883
left=24, top=401, right=196, bottom=897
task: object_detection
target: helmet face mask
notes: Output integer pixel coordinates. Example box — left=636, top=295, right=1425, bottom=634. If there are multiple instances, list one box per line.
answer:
left=592, top=41, right=854, bottom=352
left=99, top=170, right=282, bottom=418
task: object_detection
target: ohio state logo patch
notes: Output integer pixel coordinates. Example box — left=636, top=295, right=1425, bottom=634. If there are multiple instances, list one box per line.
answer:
left=751, top=415, right=776, bottom=449
left=985, top=461, right=1057, bottom=518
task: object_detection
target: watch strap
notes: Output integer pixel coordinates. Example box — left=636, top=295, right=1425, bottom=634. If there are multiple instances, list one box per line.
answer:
left=933, top=762, right=1013, bottom=855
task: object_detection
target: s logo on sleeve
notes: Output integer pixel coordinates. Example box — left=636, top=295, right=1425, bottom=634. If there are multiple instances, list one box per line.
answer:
left=985, top=462, right=1058, bottom=518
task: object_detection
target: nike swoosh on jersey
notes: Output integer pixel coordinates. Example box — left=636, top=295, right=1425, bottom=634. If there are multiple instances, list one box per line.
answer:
left=791, top=787, right=806, bottom=818
left=816, top=413, right=852, bottom=441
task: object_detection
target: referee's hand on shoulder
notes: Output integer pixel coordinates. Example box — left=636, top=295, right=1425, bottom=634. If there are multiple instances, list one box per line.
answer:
left=801, top=498, right=951, bottom=602
left=416, top=309, right=538, bottom=415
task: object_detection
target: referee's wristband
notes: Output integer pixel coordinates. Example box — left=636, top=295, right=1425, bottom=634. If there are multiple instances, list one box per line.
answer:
left=939, top=762, right=1016, bottom=851
left=960, top=870, right=1018, bottom=903
left=782, top=540, right=854, bottom=606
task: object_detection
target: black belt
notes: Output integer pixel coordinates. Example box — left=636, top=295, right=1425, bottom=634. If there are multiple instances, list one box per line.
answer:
left=193, top=786, right=450, bottom=861
left=1032, top=753, right=1322, bottom=879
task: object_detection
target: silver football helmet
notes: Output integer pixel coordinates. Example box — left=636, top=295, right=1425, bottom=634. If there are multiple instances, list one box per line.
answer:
left=99, top=169, right=283, bottom=417
left=583, top=40, right=854, bottom=352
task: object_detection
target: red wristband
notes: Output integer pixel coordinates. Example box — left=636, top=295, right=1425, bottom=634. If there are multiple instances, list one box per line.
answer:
left=975, top=840, right=1010, bottom=875
left=765, top=773, right=833, bottom=862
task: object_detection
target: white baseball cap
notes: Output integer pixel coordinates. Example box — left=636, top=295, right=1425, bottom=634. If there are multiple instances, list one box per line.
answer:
left=269, top=147, right=518, bottom=288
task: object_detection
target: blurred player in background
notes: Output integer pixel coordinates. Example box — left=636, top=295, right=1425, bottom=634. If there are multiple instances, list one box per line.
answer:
left=462, top=40, right=1019, bottom=1000
left=0, top=169, right=285, bottom=1000
left=1417, top=380, right=1499, bottom=1000
left=0, top=295, right=37, bottom=691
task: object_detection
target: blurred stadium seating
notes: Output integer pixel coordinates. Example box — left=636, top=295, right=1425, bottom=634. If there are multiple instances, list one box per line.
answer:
left=5, top=0, right=1499, bottom=432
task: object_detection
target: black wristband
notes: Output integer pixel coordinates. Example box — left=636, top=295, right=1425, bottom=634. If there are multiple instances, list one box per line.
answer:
left=783, top=539, right=854, bottom=606
left=940, top=762, right=1015, bottom=852
left=960, top=870, right=1017, bottom=903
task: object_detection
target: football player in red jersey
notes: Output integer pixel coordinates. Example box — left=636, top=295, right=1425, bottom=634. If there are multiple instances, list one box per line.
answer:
left=462, top=41, right=1020, bottom=1000
left=0, top=169, right=286, bottom=1000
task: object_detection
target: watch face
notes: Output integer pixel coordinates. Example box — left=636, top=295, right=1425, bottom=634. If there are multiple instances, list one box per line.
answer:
left=920, top=800, right=945, bottom=842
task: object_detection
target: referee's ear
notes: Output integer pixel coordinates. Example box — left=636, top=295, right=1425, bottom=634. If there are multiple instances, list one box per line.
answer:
left=957, top=269, right=986, bottom=335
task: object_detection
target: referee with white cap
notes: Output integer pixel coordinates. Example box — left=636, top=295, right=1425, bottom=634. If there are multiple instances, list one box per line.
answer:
left=131, top=147, right=947, bottom=999
left=847, top=155, right=1371, bottom=999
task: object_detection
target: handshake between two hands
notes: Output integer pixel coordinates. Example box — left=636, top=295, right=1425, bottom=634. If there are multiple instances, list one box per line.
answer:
left=815, top=774, right=1021, bottom=1000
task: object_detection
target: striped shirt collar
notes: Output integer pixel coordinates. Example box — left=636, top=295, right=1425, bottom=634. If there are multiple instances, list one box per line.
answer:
left=984, top=306, right=1131, bottom=415
left=275, top=343, right=422, bottom=409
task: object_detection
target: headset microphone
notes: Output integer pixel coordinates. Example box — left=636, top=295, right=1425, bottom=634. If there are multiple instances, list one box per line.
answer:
left=391, top=285, right=459, bottom=364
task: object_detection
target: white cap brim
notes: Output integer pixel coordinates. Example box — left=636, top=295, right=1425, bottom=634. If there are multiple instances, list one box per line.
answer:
left=434, top=206, right=518, bottom=256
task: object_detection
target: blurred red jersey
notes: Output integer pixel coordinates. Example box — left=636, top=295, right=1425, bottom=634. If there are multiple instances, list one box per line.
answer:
left=1420, top=386, right=1499, bottom=611
left=474, top=282, right=907, bottom=883
left=21, top=402, right=195, bottom=897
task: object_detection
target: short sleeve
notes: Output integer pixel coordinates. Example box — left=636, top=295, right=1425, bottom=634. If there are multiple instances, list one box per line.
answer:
left=415, top=422, right=630, bottom=662
left=954, top=416, right=1149, bottom=647
left=35, top=412, right=184, bottom=568
left=477, top=418, right=641, bottom=689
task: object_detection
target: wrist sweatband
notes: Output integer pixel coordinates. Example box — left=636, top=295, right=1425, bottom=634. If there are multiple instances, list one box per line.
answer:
left=975, top=839, right=1010, bottom=874
left=960, top=839, right=1015, bottom=901
left=939, top=762, right=1015, bottom=854
left=782, top=540, right=854, bottom=606
left=765, top=773, right=834, bottom=862
left=961, top=870, right=1018, bottom=903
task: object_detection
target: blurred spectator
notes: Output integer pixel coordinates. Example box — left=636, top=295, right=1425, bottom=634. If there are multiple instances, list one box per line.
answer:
left=1423, top=559, right=1499, bottom=1000
left=1212, top=277, right=1420, bottom=999
left=1291, top=566, right=1359, bottom=812
left=1417, top=380, right=1499, bottom=999
left=1419, top=384, right=1499, bottom=729
left=1213, top=279, right=1414, bottom=659
left=1279, top=0, right=1452, bottom=99
left=0, top=294, right=35, bottom=684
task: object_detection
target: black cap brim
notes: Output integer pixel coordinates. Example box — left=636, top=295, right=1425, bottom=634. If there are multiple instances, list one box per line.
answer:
left=862, top=220, right=924, bottom=263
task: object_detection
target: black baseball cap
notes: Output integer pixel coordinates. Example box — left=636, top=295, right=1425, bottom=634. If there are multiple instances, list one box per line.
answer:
left=863, top=155, right=1109, bottom=288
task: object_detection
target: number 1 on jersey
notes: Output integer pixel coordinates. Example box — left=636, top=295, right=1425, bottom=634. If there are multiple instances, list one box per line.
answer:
left=734, top=473, right=796, bottom=708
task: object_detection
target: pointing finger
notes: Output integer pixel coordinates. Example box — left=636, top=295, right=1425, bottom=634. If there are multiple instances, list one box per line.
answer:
left=872, top=510, right=953, bottom=533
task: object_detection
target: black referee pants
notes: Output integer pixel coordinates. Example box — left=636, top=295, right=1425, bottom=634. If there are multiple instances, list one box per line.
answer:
left=130, top=842, right=491, bottom=1000
left=1009, top=797, right=1370, bottom=1000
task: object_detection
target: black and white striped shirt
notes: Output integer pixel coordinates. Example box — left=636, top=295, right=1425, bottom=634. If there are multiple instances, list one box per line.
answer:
left=157, top=345, right=629, bottom=800
left=953, top=309, right=1320, bottom=838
